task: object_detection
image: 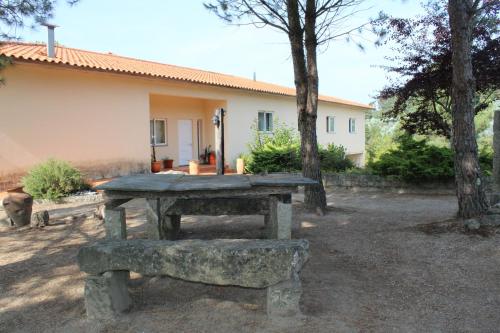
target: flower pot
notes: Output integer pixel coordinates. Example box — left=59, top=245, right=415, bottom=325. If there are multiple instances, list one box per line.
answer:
left=2, top=193, right=33, bottom=227
left=236, top=158, right=245, bottom=174
left=163, top=159, right=174, bottom=169
left=189, top=160, right=200, bottom=175
left=209, top=152, right=216, bottom=165
left=151, top=161, right=162, bottom=173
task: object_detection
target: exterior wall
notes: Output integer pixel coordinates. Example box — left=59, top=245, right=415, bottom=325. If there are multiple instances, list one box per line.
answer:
left=0, top=64, right=151, bottom=189
left=0, top=62, right=367, bottom=189
left=224, top=93, right=366, bottom=167
left=317, top=102, right=366, bottom=161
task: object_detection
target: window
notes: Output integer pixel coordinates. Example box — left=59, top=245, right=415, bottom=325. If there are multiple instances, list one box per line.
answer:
left=150, top=119, right=167, bottom=145
left=258, top=111, right=273, bottom=132
left=326, top=116, right=335, bottom=133
left=349, top=118, right=356, bottom=133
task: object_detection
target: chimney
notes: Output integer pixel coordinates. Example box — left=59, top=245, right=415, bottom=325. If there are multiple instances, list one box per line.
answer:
left=42, top=23, right=58, bottom=58
left=253, top=71, right=256, bottom=81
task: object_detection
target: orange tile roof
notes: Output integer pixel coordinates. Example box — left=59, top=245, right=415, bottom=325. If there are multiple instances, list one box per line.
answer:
left=0, top=41, right=372, bottom=109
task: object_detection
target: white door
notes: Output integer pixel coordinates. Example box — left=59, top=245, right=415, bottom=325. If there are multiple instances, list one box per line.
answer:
left=178, top=120, right=193, bottom=165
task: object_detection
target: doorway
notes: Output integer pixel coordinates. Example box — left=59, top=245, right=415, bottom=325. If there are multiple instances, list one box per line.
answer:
left=178, top=120, right=193, bottom=165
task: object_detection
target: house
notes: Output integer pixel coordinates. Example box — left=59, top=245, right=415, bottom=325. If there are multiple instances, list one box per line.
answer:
left=0, top=39, right=371, bottom=191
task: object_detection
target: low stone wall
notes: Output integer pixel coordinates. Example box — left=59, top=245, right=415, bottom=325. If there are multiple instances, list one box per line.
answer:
left=0, top=159, right=149, bottom=192
left=323, top=173, right=492, bottom=195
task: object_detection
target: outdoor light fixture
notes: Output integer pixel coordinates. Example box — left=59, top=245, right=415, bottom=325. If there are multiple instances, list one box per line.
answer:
left=212, top=114, right=220, bottom=126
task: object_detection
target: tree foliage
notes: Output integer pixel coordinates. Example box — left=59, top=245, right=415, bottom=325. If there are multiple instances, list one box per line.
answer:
left=377, top=0, right=499, bottom=138
left=0, top=0, right=78, bottom=39
left=369, top=135, right=455, bottom=183
left=205, top=0, right=381, bottom=212
left=0, top=0, right=78, bottom=82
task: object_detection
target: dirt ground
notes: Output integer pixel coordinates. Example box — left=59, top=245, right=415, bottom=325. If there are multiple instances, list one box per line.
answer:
left=1, top=188, right=499, bottom=333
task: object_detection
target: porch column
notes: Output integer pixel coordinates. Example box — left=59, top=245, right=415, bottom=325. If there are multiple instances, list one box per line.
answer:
left=214, top=108, right=225, bottom=175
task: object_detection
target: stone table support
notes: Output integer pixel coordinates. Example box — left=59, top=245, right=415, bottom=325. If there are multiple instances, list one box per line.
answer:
left=146, top=198, right=180, bottom=240
left=104, top=199, right=128, bottom=240
left=265, top=194, right=292, bottom=240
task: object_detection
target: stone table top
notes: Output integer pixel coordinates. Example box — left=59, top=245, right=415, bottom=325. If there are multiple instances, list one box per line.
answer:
left=94, top=174, right=317, bottom=193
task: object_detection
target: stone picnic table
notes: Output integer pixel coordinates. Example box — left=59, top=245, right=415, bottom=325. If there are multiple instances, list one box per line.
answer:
left=95, top=174, right=317, bottom=241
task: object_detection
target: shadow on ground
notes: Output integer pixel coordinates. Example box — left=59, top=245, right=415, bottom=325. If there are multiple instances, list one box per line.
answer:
left=1, top=189, right=499, bottom=333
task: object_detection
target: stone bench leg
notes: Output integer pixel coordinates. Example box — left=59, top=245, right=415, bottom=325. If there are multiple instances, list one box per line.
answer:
left=267, top=272, right=302, bottom=318
left=146, top=198, right=180, bottom=240
left=265, top=194, right=292, bottom=239
left=104, top=201, right=127, bottom=240
left=84, top=270, right=132, bottom=320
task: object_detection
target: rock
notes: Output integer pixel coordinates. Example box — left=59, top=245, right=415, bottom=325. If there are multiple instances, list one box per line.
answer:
left=464, top=218, right=481, bottom=231
left=2, top=193, right=33, bottom=227
left=78, top=239, right=309, bottom=288
left=31, top=210, right=49, bottom=228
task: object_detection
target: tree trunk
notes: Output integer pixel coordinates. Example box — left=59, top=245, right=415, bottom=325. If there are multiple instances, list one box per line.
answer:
left=287, top=0, right=327, bottom=213
left=448, top=0, right=489, bottom=218
left=303, top=0, right=326, bottom=212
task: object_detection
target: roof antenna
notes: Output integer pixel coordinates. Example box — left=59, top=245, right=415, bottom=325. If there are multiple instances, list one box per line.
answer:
left=41, top=23, right=58, bottom=58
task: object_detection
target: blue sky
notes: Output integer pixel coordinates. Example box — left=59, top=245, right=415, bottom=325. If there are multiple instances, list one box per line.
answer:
left=12, top=0, right=424, bottom=105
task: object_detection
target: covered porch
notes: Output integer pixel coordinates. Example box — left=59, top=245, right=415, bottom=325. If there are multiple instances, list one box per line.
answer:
left=149, top=94, right=226, bottom=167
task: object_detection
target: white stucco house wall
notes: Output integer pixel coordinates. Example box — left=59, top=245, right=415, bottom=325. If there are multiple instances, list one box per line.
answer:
left=0, top=41, right=371, bottom=191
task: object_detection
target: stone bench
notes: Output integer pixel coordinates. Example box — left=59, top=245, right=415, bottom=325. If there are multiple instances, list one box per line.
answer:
left=77, top=239, right=309, bottom=320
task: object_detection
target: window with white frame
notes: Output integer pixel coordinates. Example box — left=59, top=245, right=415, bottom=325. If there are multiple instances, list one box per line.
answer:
left=326, top=116, right=335, bottom=133
left=150, top=119, right=167, bottom=145
left=349, top=118, right=356, bottom=133
left=258, top=111, right=273, bottom=132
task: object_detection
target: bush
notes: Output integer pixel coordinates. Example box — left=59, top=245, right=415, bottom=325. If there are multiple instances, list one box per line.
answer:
left=246, top=144, right=301, bottom=173
left=22, top=159, right=88, bottom=200
left=245, top=120, right=301, bottom=173
left=319, top=144, right=354, bottom=172
left=245, top=120, right=353, bottom=173
left=479, top=140, right=493, bottom=175
left=369, top=135, right=455, bottom=183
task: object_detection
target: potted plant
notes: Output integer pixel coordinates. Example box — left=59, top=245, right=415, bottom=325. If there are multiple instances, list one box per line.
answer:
left=163, top=156, right=174, bottom=169
left=151, top=146, right=161, bottom=173
left=207, top=145, right=216, bottom=165
left=200, top=145, right=213, bottom=165
left=236, top=154, right=245, bottom=174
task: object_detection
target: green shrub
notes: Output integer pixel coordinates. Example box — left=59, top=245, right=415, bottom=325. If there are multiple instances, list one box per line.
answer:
left=369, top=135, right=455, bottom=183
left=246, top=144, right=301, bottom=173
left=479, top=147, right=493, bottom=176
left=246, top=120, right=301, bottom=173
left=22, top=159, right=88, bottom=200
left=319, top=144, right=354, bottom=172
left=245, top=120, right=353, bottom=173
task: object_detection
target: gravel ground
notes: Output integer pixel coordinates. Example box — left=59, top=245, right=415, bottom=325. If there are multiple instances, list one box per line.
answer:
left=0, top=188, right=499, bottom=333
